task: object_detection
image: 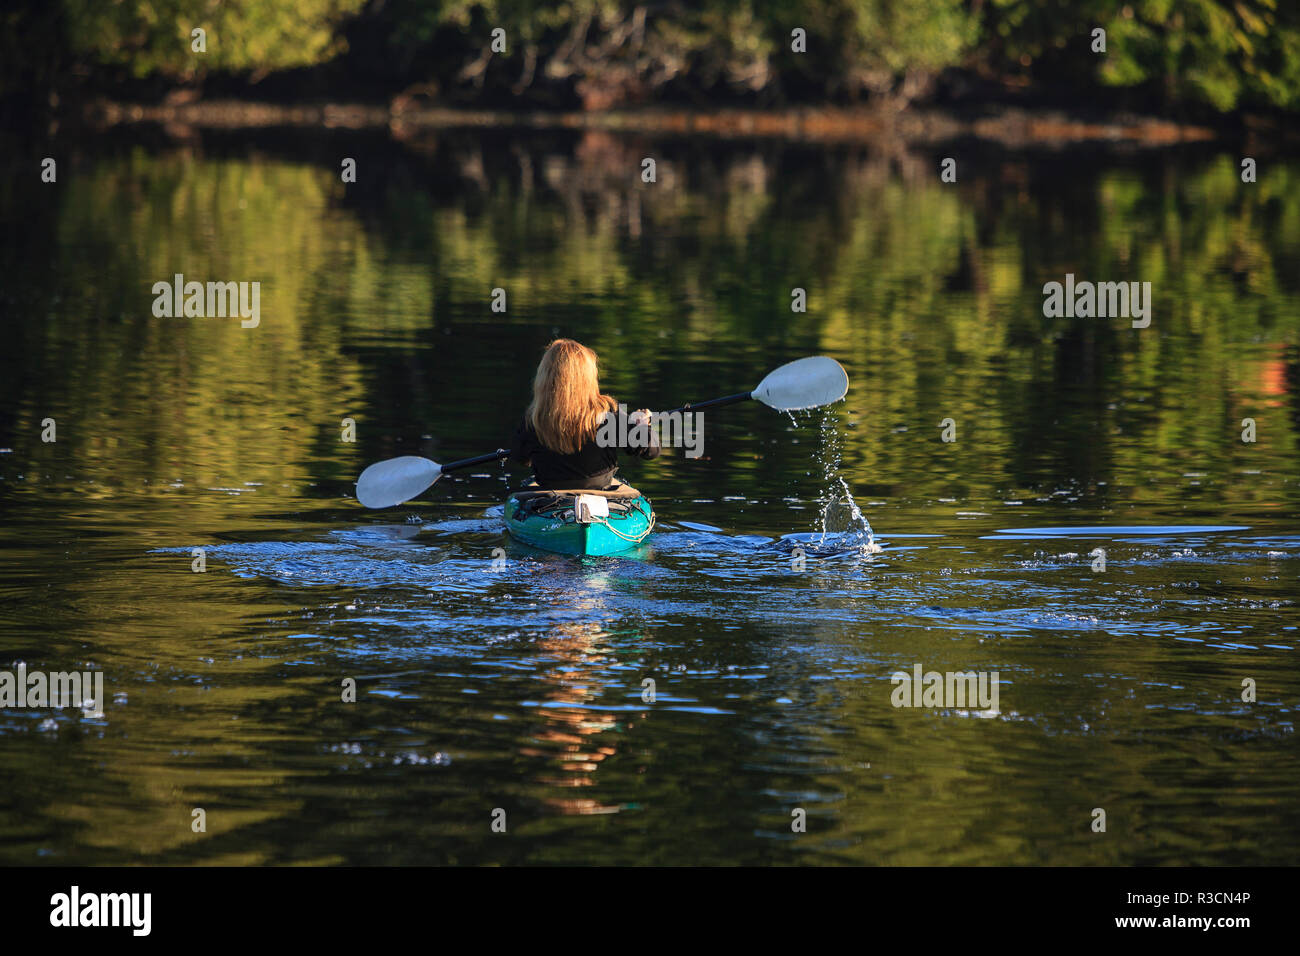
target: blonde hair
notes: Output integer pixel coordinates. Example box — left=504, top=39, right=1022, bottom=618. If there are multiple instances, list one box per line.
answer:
left=526, top=339, right=617, bottom=454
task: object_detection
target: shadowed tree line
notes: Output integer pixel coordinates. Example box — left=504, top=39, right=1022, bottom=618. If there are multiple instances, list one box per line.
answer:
left=4, top=1, right=1300, bottom=123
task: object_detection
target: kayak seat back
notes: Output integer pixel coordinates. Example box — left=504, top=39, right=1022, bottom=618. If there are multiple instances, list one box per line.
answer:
left=511, top=481, right=644, bottom=517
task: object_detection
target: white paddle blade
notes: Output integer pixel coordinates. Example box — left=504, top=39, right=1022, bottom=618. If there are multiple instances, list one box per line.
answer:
left=752, top=356, right=849, bottom=410
left=355, top=456, right=441, bottom=509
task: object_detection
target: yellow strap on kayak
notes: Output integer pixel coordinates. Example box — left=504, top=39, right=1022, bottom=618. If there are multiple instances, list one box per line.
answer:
left=592, top=502, right=655, bottom=543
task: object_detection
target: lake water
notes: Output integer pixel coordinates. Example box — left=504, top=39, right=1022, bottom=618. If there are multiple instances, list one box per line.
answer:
left=1, top=126, right=1297, bottom=864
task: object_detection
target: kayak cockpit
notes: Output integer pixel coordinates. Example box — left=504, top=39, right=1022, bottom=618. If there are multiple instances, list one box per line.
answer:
left=504, top=483, right=654, bottom=556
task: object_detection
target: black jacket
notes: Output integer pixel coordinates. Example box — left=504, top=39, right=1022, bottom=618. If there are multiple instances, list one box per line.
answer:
left=510, top=409, right=659, bottom=489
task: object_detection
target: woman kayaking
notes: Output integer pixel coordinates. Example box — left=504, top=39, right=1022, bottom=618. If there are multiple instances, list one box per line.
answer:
left=510, top=338, right=659, bottom=490
left=355, top=345, right=848, bottom=555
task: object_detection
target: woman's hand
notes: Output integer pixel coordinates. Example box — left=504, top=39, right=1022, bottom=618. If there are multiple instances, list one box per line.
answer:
left=626, top=408, right=659, bottom=457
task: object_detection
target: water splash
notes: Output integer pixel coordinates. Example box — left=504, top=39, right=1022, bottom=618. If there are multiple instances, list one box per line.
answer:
left=815, top=476, right=881, bottom=554
left=810, top=407, right=881, bottom=554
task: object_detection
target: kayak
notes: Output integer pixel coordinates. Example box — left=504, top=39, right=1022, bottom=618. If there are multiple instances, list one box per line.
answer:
left=504, top=486, right=655, bottom=556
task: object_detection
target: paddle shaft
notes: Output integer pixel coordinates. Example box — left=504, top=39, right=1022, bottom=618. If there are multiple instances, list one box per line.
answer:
left=442, top=448, right=511, bottom=473
left=659, top=391, right=752, bottom=416
left=443, top=392, right=750, bottom=471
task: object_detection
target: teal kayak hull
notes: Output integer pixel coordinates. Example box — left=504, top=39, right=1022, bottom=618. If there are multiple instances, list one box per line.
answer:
left=504, top=493, right=654, bottom=556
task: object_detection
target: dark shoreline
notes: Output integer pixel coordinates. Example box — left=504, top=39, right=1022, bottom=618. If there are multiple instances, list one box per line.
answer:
left=76, top=98, right=1230, bottom=148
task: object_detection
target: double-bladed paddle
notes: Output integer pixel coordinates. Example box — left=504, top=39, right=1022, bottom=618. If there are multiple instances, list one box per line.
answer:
left=355, top=355, right=849, bottom=509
